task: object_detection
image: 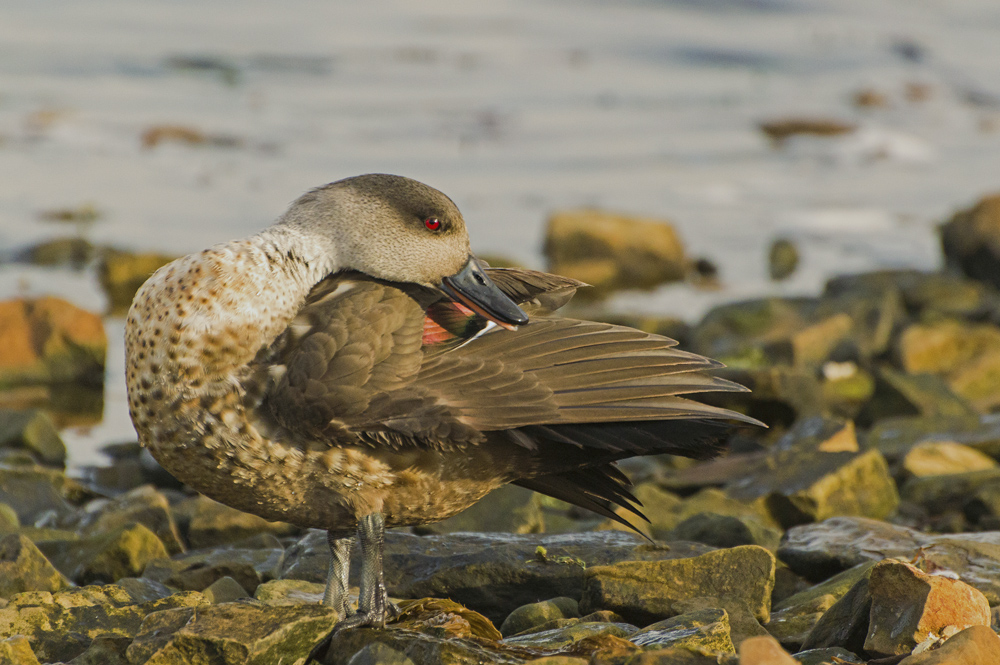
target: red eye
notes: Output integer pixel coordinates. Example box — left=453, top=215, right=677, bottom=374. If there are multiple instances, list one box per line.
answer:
left=424, top=218, right=441, bottom=231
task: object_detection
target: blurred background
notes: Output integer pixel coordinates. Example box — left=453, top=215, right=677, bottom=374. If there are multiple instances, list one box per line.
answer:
left=1, top=0, right=999, bottom=470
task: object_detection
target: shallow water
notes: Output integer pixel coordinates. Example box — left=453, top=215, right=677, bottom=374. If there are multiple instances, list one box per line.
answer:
left=1, top=0, right=999, bottom=467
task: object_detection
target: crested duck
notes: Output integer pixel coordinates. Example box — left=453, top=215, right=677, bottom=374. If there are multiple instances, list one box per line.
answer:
left=124, top=174, right=758, bottom=637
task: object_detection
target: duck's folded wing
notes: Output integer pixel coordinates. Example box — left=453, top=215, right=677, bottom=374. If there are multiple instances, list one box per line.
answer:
left=343, top=318, right=760, bottom=452
left=259, top=272, right=757, bottom=452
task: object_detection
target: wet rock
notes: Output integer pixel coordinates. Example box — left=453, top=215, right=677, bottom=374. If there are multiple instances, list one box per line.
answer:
left=630, top=608, right=734, bottom=653
left=897, top=624, right=1000, bottom=664
left=0, top=503, right=17, bottom=532
left=759, top=118, right=856, bottom=144
left=504, top=621, right=637, bottom=649
left=626, top=647, right=738, bottom=663
left=254, top=579, right=324, bottom=606
left=97, top=248, right=178, bottom=315
left=114, top=577, right=174, bottom=603
left=725, top=448, right=899, bottom=529
left=140, top=124, right=243, bottom=149
left=501, top=597, right=580, bottom=637
left=669, top=513, right=781, bottom=551
left=0, top=636, right=40, bottom=665
left=865, top=560, right=990, bottom=656
left=580, top=545, right=775, bottom=626
left=0, top=410, right=66, bottom=467
left=941, top=193, right=1000, bottom=289
left=321, top=598, right=542, bottom=664
left=768, top=239, right=799, bottom=281
left=0, top=533, right=70, bottom=597
left=900, top=468, right=1000, bottom=522
left=738, top=635, right=797, bottom=664
left=125, top=601, right=338, bottom=665
left=702, top=366, right=823, bottom=428
left=897, top=319, right=1000, bottom=411
left=346, top=642, right=418, bottom=665
left=0, top=584, right=207, bottom=662
left=690, top=297, right=811, bottom=368
left=0, top=297, right=105, bottom=387
left=800, top=568, right=873, bottom=653
left=87, top=442, right=181, bottom=494
left=868, top=413, right=1000, bottom=460
left=780, top=517, right=1000, bottom=603
left=431, top=484, right=543, bottom=534
left=48, top=522, right=168, bottom=585
left=772, top=416, right=859, bottom=454
left=282, top=530, right=714, bottom=624
left=901, top=441, right=997, bottom=479
left=13, top=237, right=97, bottom=269
left=859, top=366, right=975, bottom=425
left=203, top=575, right=251, bottom=603
left=605, top=484, right=776, bottom=540
left=66, top=635, right=130, bottom=665
left=792, top=647, right=863, bottom=665
left=543, top=209, right=687, bottom=298
left=854, top=88, right=890, bottom=108
left=670, top=596, right=768, bottom=647
left=0, top=464, right=80, bottom=526
left=766, top=562, right=875, bottom=651
left=72, top=485, right=184, bottom=555
left=177, top=495, right=297, bottom=549
left=142, top=537, right=284, bottom=595
left=771, top=564, right=811, bottom=606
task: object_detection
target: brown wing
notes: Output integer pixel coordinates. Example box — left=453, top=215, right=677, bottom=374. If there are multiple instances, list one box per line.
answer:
left=258, top=270, right=756, bottom=453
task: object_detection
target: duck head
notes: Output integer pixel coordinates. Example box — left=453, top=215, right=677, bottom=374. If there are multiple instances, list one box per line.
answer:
left=281, top=173, right=528, bottom=329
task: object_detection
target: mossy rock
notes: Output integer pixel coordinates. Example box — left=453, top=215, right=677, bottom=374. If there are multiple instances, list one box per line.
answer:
left=580, top=545, right=775, bottom=626
left=0, top=534, right=70, bottom=598
left=631, top=608, right=735, bottom=653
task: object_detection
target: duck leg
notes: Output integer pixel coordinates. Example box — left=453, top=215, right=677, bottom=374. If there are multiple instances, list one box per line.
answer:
left=322, top=530, right=354, bottom=617
left=335, top=511, right=399, bottom=630
left=307, top=515, right=399, bottom=664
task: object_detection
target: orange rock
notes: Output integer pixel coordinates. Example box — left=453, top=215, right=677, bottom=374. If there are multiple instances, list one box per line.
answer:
left=737, top=635, right=798, bottom=664
left=865, top=560, right=991, bottom=657
left=0, top=297, right=105, bottom=387
left=898, top=625, right=1000, bottom=665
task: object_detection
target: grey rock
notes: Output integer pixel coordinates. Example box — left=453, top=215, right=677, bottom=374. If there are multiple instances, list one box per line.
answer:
left=142, top=538, right=284, bottom=595
left=254, top=579, right=324, bottom=606
left=768, top=239, right=799, bottom=281
left=669, top=513, right=782, bottom=551
left=71, top=485, right=184, bottom=555
left=502, top=621, right=637, bottom=649
left=66, top=635, right=130, bottom=665
left=500, top=596, right=579, bottom=637
left=0, top=533, right=70, bottom=597
left=282, top=530, right=713, bottom=624
left=0, top=584, right=207, bottom=662
left=792, top=647, right=863, bottom=665
left=0, top=410, right=66, bottom=467
left=779, top=516, right=1000, bottom=603
left=766, top=562, right=875, bottom=651
left=800, top=570, right=873, bottom=653
left=46, top=522, right=168, bottom=585
left=203, top=575, right=251, bottom=604
left=125, top=601, right=338, bottom=665
left=630, top=608, right=735, bottom=653
left=579, top=545, right=775, bottom=626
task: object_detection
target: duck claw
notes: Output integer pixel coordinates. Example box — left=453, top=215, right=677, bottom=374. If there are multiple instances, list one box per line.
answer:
left=304, top=602, right=400, bottom=664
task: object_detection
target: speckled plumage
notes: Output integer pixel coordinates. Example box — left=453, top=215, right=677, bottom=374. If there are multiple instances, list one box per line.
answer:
left=125, top=174, right=759, bottom=636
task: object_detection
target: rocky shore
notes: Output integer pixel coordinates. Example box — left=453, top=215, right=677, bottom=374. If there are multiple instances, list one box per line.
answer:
left=4, top=194, right=1000, bottom=664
